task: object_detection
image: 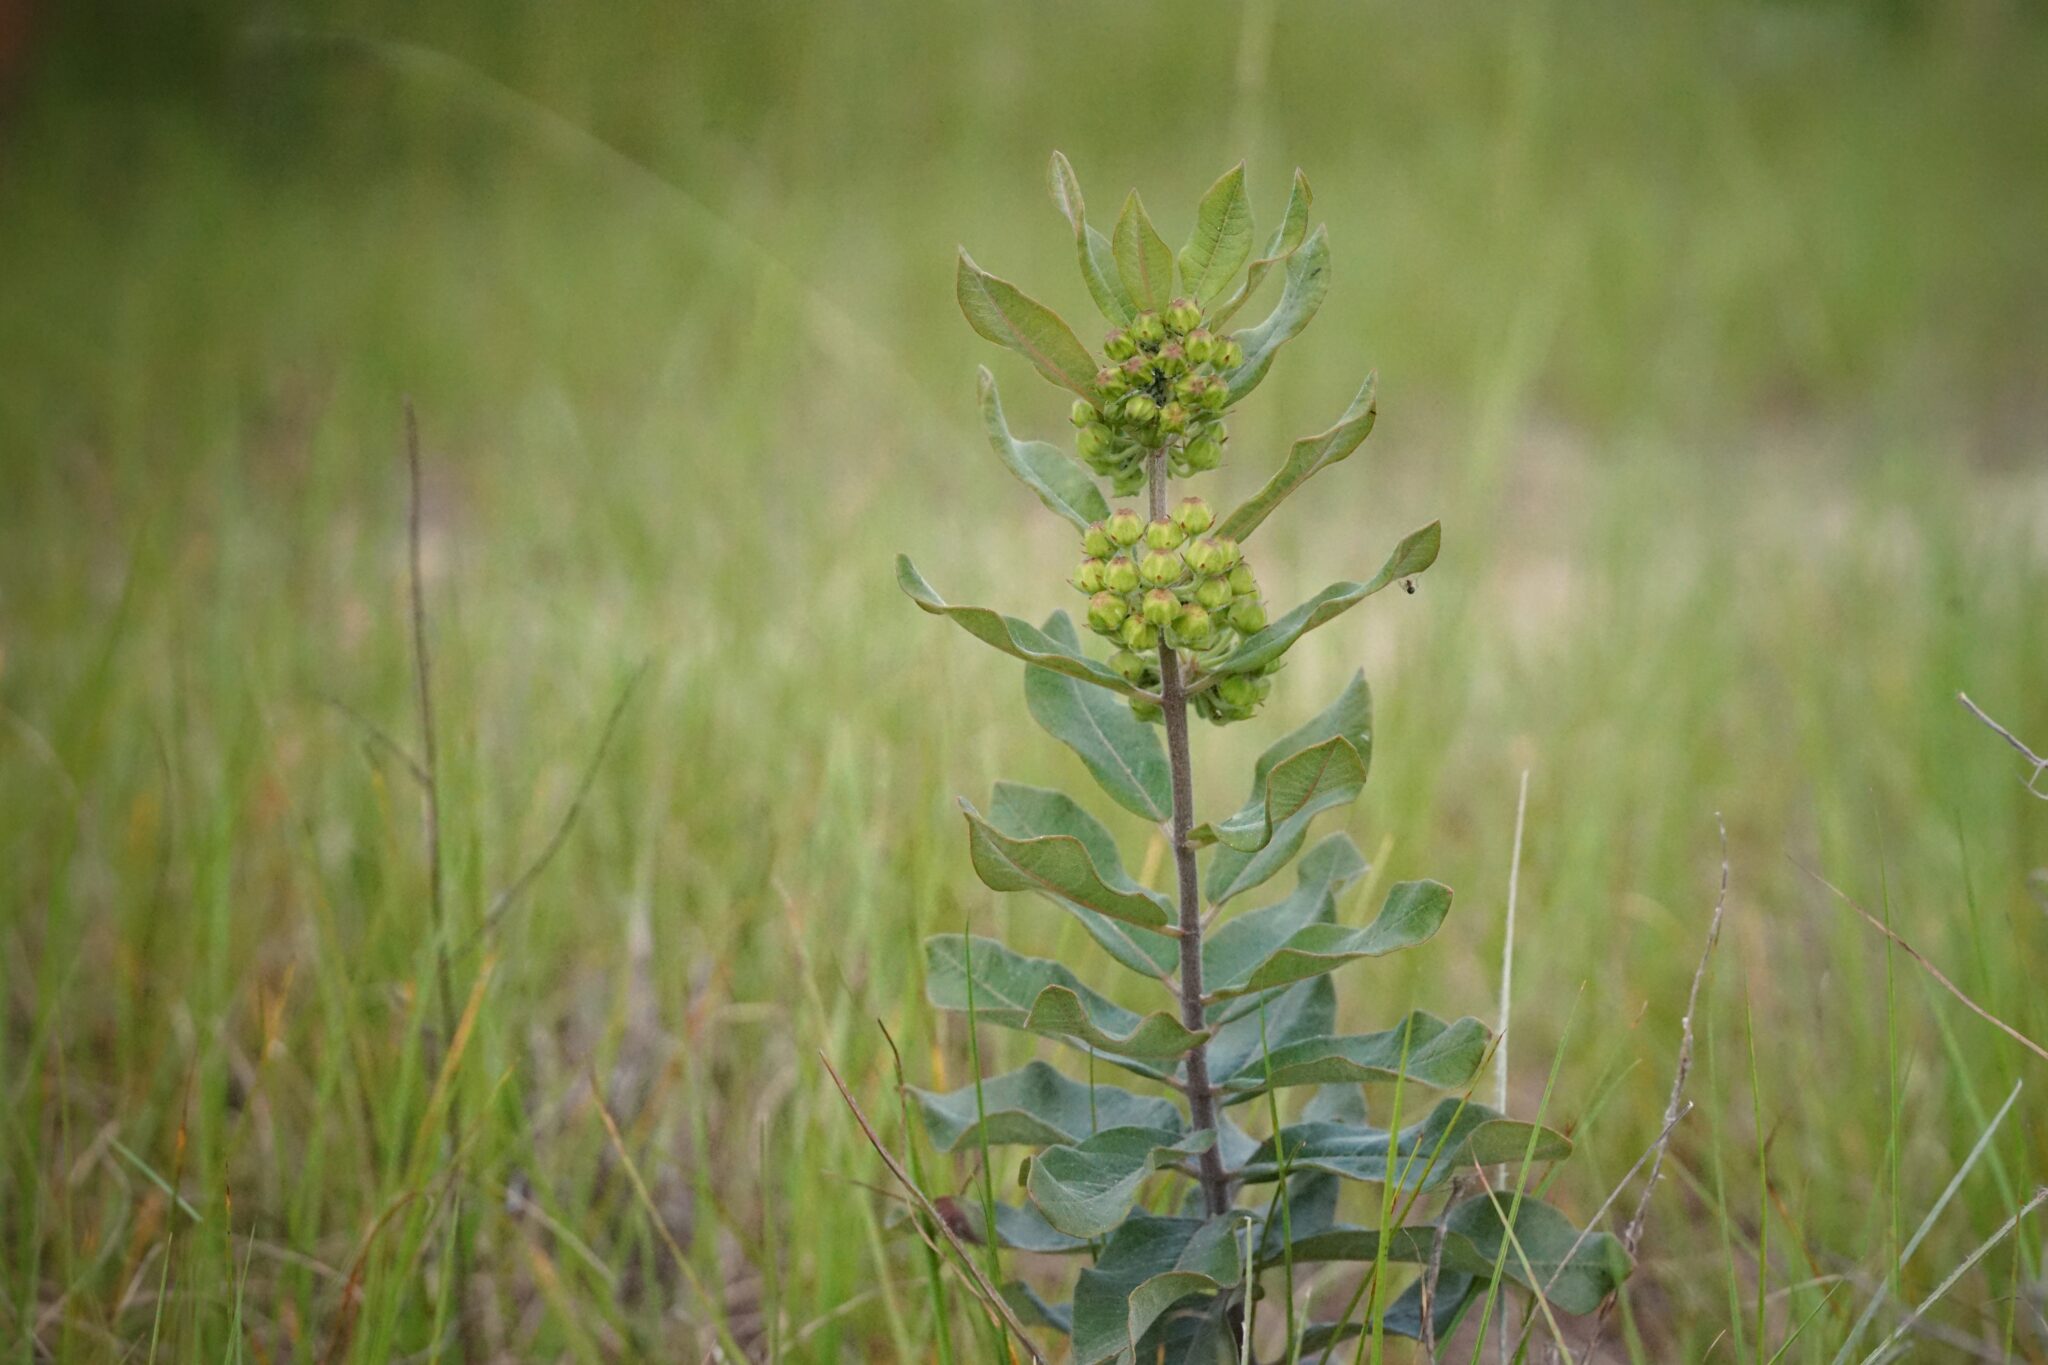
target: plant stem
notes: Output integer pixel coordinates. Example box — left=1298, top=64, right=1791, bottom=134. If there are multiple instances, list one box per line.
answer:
left=1150, top=450, right=1233, bottom=1220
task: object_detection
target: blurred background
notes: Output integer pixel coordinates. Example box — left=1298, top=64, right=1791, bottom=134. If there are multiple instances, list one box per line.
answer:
left=2, top=1, right=2045, bottom=1360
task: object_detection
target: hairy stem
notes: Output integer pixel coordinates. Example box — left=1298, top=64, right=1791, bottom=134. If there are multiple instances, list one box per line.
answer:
left=1152, top=450, right=1233, bottom=1219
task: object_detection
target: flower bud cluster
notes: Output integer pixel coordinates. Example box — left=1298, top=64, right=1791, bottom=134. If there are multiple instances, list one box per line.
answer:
left=1074, top=496, right=1275, bottom=723
left=1071, top=298, right=1245, bottom=495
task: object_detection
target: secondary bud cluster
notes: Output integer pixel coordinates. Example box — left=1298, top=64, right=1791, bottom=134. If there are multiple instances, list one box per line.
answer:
left=1070, top=298, right=1245, bottom=496
left=1074, top=496, right=1275, bottom=723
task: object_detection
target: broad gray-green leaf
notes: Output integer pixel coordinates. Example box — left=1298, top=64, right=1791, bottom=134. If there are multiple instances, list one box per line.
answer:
left=1223, top=224, right=1330, bottom=403
left=977, top=369, right=1108, bottom=530
left=1210, top=879, right=1454, bottom=1000
left=1300, top=1275, right=1478, bottom=1351
left=964, top=783, right=1172, bottom=930
left=988, top=784, right=1180, bottom=982
left=1278, top=1196, right=1630, bottom=1317
left=909, top=1060, right=1182, bottom=1151
left=897, top=556, right=1142, bottom=698
left=1003, top=1279, right=1076, bottom=1336
left=1027, top=612, right=1171, bottom=821
left=1210, top=169, right=1313, bottom=328
left=1202, top=833, right=1367, bottom=995
left=1048, top=151, right=1135, bottom=325
left=1219, top=1010, right=1491, bottom=1103
left=1238, top=1095, right=1570, bottom=1188
left=1216, top=374, right=1377, bottom=544
left=1111, top=191, right=1175, bottom=312
left=1177, top=163, right=1255, bottom=305
left=1206, top=522, right=1443, bottom=677
left=1071, top=1213, right=1253, bottom=1365
left=924, top=935, right=1203, bottom=1062
left=956, top=249, right=1100, bottom=395
left=1202, top=675, right=1373, bottom=906
left=968, top=1202, right=1091, bottom=1255
left=1201, top=975, right=1336, bottom=1086
left=1028, top=1126, right=1216, bottom=1239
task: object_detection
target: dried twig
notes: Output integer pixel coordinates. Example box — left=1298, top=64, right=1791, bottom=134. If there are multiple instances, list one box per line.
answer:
left=818, top=1050, right=1047, bottom=1363
left=1796, top=862, right=2048, bottom=1066
left=321, top=693, right=428, bottom=788
left=1958, top=692, right=2048, bottom=799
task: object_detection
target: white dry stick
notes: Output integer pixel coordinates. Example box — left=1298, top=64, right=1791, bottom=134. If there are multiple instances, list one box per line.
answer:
left=1832, top=1079, right=2025, bottom=1364
left=1495, top=768, right=1530, bottom=1364
left=1856, top=1187, right=2048, bottom=1365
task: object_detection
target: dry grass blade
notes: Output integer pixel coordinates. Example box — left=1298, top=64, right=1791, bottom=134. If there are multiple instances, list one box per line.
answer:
left=1856, top=1187, right=2048, bottom=1365
left=817, top=1050, right=1047, bottom=1364
left=1795, top=862, right=2048, bottom=1066
left=1958, top=692, right=2048, bottom=798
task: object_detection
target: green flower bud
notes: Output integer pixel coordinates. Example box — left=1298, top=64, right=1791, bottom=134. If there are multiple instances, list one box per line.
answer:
left=1129, top=696, right=1163, bottom=723
left=1174, top=496, right=1215, bottom=535
left=1095, top=365, right=1129, bottom=396
left=1198, top=377, right=1229, bottom=411
left=1165, top=297, right=1202, bottom=334
left=1183, top=538, right=1221, bottom=576
left=1157, top=401, right=1190, bottom=434
left=1184, top=328, right=1216, bottom=364
left=1109, top=648, right=1148, bottom=682
left=1082, top=522, right=1114, bottom=558
left=1145, top=517, right=1185, bottom=551
left=1103, top=327, right=1138, bottom=361
left=1130, top=311, right=1166, bottom=346
left=1184, top=435, right=1223, bottom=472
left=1218, top=675, right=1260, bottom=709
left=1120, top=354, right=1153, bottom=385
left=1174, top=602, right=1215, bottom=644
left=1142, top=587, right=1179, bottom=627
left=1120, top=616, right=1160, bottom=651
left=1122, top=393, right=1158, bottom=424
left=1217, top=338, right=1246, bottom=369
left=1076, top=425, right=1110, bottom=461
left=1074, top=558, right=1108, bottom=593
left=1156, top=342, right=1189, bottom=376
left=1227, top=598, right=1268, bottom=633
left=1227, top=563, right=1258, bottom=595
left=1139, top=550, right=1184, bottom=587
left=1103, top=555, right=1140, bottom=593
left=1106, top=509, right=1145, bottom=547
left=1071, top=398, right=1100, bottom=427
left=1087, top=592, right=1129, bottom=635
left=1195, top=575, right=1233, bottom=611
left=1210, top=536, right=1243, bottom=571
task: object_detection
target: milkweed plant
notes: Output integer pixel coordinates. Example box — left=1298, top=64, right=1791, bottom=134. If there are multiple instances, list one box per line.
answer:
left=892, top=154, right=1631, bottom=1363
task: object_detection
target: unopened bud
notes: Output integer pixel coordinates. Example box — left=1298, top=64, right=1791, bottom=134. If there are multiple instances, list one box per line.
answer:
left=1074, top=558, right=1108, bottom=593
left=1142, top=588, right=1179, bottom=627
left=1082, top=522, right=1114, bottom=558
left=1165, top=297, right=1202, bottom=334
left=1174, top=497, right=1215, bottom=535
left=1096, top=365, right=1129, bottom=396
left=1103, top=327, right=1138, bottom=361
left=1217, top=338, right=1246, bottom=369
left=1227, top=599, right=1268, bottom=633
left=1120, top=354, right=1153, bottom=385
left=1184, top=328, right=1216, bottom=364
left=1103, top=556, right=1140, bottom=593
left=1106, top=509, right=1145, bottom=547
left=1227, top=563, right=1258, bottom=596
left=1183, top=538, right=1221, bottom=576
left=1109, top=648, right=1148, bottom=682
left=1139, top=551, right=1183, bottom=587
left=1130, top=311, right=1166, bottom=346
left=1145, top=517, right=1185, bottom=551
left=1120, top=616, right=1160, bottom=651
left=1076, top=425, right=1110, bottom=461
left=1218, top=675, right=1260, bottom=709
left=1157, top=402, right=1190, bottom=434
left=1184, top=436, right=1223, bottom=472
left=1122, top=393, right=1158, bottom=424
left=1174, top=603, right=1215, bottom=644
left=1129, top=696, right=1163, bottom=723
left=1087, top=592, right=1130, bottom=635
left=1071, top=398, right=1100, bottom=427
left=1210, top=536, right=1243, bottom=571
left=1198, top=377, right=1229, bottom=411
left=1195, top=576, right=1233, bottom=611
left=1156, top=342, right=1188, bottom=376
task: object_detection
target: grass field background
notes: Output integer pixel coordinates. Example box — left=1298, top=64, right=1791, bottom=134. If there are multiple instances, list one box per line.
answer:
left=4, top=1, right=2047, bottom=1359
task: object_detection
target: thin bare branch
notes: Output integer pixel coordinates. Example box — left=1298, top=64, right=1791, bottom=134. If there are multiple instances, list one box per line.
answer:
left=1796, top=861, right=2048, bottom=1066
left=1958, top=691, right=2048, bottom=798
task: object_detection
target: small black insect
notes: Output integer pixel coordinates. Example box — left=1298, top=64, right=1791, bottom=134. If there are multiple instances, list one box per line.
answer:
left=1401, top=578, right=1417, bottom=595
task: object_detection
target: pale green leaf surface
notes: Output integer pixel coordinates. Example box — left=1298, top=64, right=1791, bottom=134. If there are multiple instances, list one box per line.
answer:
left=986, top=784, right=1180, bottom=981
left=963, top=795, right=1171, bottom=930
left=1201, top=833, right=1367, bottom=995
left=1111, top=191, right=1175, bottom=312
left=1209, top=168, right=1312, bottom=327
left=1026, top=612, right=1171, bottom=821
left=924, top=935, right=1203, bottom=1062
left=897, top=556, right=1142, bottom=698
left=976, top=369, right=1108, bottom=530
left=956, top=249, right=1100, bottom=394
left=1216, top=374, right=1377, bottom=543
left=1048, top=151, right=1135, bottom=324
left=1237, top=1094, right=1570, bottom=1187
left=1209, top=879, right=1454, bottom=1000
left=1219, top=1010, right=1491, bottom=1103
left=1177, top=162, right=1254, bottom=305
left=910, top=1060, right=1182, bottom=1152
left=1222, top=224, right=1330, bottom=403
left=1071, top=1213, right=1253, bottom=1365
left=1027, top=1126, right=1216, bottom=1239
left=1206, top=521, right=1442, bottom=677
